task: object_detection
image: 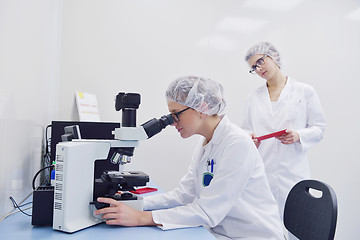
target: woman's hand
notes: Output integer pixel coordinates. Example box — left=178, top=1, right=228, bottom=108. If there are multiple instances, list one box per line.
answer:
left=94, top=197, right=156, bottom=227
left=250, top=133, right=261, bottom=148
left=276, top=129, right=300, bottom=144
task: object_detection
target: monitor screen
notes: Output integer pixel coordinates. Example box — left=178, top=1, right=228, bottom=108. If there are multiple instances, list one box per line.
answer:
left=50, top=121, right=120, bottom=164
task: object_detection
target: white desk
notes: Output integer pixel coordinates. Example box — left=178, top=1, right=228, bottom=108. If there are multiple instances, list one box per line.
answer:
left=0, top=187, right=216, bottom=240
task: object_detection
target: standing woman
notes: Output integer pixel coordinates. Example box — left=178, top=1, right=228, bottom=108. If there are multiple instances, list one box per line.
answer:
left=95, top=76, right=285, bottom=239
left=242, top=42, right=327, bottom=218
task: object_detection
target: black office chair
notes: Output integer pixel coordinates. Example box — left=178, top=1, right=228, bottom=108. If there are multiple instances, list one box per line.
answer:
left=283, top=179, right=338, bottom=240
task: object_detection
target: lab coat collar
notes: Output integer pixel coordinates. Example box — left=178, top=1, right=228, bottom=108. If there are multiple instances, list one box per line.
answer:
left=261, top=77, right=293, bottom=100
left=204, top=115, right=228, bottom=146
left=259, top=77, right=294, bottom=115
left=258, top=86, right=273, bottom=115
left=276, top=77, right=293, bottom=102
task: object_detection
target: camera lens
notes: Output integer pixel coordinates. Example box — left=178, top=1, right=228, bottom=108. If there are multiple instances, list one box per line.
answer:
left=122, top=109, right=136, bottom=127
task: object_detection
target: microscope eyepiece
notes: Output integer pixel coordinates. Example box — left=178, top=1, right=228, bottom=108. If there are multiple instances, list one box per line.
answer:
left=158, top=114, right=174, bottom=128
left=141, top=114, right=174, bottom=139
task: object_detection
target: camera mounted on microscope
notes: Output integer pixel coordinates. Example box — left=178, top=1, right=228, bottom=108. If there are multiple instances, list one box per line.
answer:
left=115, top=92, right=141, bottom=127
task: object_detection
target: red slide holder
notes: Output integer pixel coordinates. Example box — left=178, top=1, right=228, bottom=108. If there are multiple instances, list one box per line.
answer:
left=130, top=187, right=158, bottom=194
left=255, top=129, right=287, bottom=141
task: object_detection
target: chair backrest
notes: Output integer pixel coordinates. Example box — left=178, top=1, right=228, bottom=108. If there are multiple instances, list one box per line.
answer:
left=283, top=179, right=337, bottom=240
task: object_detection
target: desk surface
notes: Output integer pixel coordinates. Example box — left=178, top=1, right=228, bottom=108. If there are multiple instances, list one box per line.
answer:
left=0, top=187, right=215, bottom=240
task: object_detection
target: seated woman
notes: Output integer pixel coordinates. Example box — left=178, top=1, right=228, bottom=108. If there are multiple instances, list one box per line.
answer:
left=95, top=76, right=285, bottom=240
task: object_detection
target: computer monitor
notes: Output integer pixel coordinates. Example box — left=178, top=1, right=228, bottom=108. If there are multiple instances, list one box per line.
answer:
left=50, top=121, right=120, bottom=164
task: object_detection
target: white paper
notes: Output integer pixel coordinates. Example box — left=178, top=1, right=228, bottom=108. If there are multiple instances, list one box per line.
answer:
left=75, top=91, right=100, bottom=121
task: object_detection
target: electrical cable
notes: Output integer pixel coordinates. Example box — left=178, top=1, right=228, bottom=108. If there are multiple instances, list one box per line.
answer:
left=42, top=125, right=52, bottom=184
left=18, top=201, right=32, bottom=208
left=32, top=165, right=54, bottom=190
left=44, top=125, right=52, bottom=162
left=1, top=125, right=54, bottom=223
left=0, top=192, right=33, bottom=223
left=0, top=206, right=32, bottom=223
left=9, top=197, right=32, bottom=217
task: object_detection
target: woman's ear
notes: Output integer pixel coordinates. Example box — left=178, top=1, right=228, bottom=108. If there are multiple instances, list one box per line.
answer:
left=198, top=102, right=209, bottom=115
left=199, top=111, right=207, bottom=119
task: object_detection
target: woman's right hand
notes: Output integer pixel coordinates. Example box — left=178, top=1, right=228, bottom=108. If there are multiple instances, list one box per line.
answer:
left=250, top=133, right=261, bottom=148
left=94, top=197, right=156, bottom=227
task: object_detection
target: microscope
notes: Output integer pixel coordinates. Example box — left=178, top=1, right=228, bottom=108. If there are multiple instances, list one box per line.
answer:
left=52, top=92, right=173, bottom=233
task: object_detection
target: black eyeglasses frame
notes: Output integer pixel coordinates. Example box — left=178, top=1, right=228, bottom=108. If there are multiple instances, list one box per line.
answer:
left=249, top=55, right=268, bottom=74
left=171, top=107, right=191, bottom=122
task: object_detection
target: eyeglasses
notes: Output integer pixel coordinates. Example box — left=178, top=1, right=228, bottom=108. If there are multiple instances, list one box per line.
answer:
left=171, top=107, right=191, bottom=122
left=249, top=55, right=268, bottom=74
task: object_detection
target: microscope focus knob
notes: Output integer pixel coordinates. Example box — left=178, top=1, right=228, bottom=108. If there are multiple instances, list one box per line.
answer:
left=94, top=201, right=110, bottom=210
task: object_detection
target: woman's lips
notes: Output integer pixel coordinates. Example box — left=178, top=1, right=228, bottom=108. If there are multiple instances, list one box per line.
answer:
left=177, top=128, right=183, bottom=132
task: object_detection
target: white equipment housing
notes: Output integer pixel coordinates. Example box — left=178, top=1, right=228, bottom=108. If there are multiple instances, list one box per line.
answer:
left=52, top=139, right=139, bottom=233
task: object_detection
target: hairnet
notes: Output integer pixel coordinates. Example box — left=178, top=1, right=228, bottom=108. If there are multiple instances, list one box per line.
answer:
left=244, top=42, right=281, bottom=68
left=165, top=76, right=226, bottom=116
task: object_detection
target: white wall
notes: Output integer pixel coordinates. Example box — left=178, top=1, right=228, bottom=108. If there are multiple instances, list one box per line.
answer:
left=0, top=0, right=359, bottom=239
left=0, top=0, right=61, bottom=218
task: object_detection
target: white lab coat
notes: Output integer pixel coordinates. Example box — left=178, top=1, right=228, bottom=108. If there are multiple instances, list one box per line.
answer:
left=241, top=77, right=327, bottom=218
left=144, top=115, right=285, bottom=240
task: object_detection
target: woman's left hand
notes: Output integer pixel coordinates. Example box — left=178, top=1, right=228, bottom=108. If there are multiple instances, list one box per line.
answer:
left=94, top=197, right=155, bottom=226
left=276, top=129, right=300, bottom=144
